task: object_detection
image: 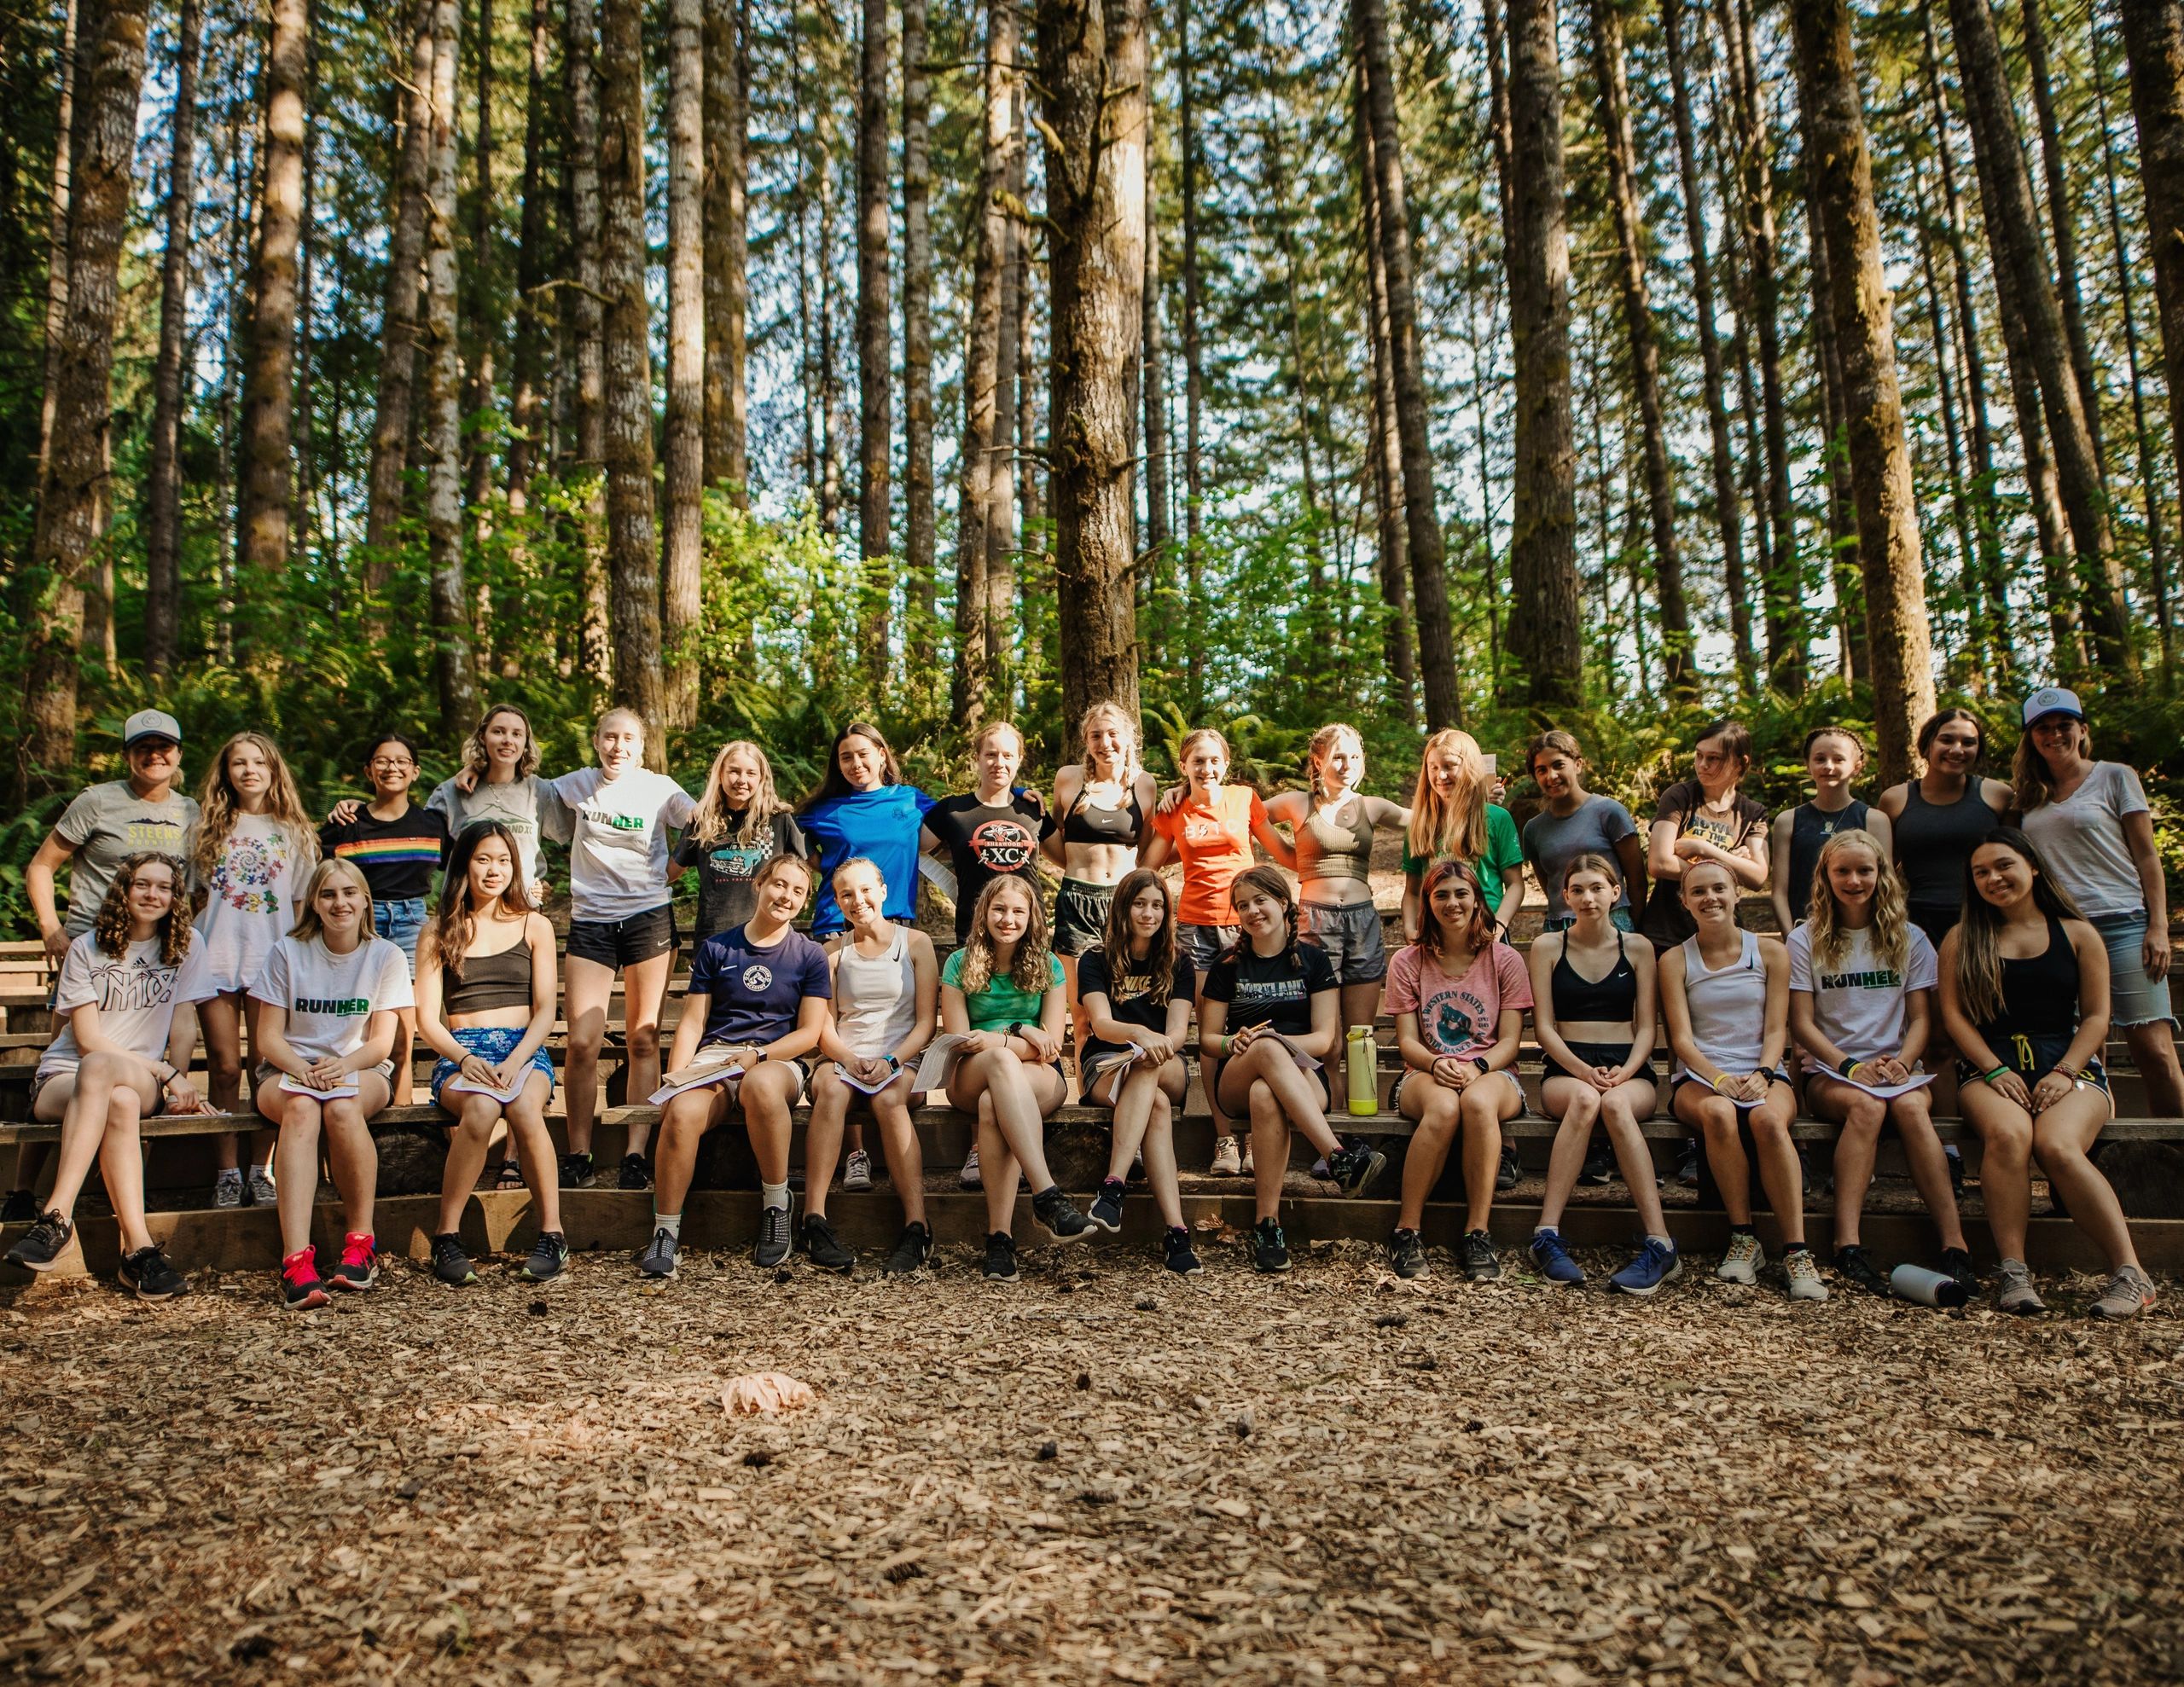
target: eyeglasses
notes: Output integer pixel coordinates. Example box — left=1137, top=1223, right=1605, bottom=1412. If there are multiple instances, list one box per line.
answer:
left=370, top=757, right=416, bottom=769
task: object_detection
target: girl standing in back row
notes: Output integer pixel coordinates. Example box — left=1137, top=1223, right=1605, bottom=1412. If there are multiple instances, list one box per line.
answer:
left=1044, top=700, right=1160, bottom=1054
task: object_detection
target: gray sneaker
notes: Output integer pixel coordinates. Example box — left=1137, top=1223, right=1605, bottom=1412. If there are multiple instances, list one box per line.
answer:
left=1995, top=1258, right=2045, bottom=1315
left=638, top=1227, right=680, bottom=1280
left=754, top=1202, right=793, bottom=1268
left=245, top=1167, right=277, bottom=1207
left=1716, top=1231, right=1764, bottom=1285
left=2088, top=1265, right=2156, bottom=1321
left=213, top=1169, right=244, bottom=1209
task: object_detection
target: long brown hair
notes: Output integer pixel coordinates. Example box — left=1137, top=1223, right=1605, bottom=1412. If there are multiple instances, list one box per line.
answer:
left=2011, top=718, right=2093, bottom=814
left=192, top=732, right=317, bottom=887
left=1804, top=828, right=1908, bottom=972
left=427, top=821, right=536, bottom=979
left=90, top=851, right=193, bottom=966
left=1221, top=863, right=1301, bottom=969
left=956, top=875, right=1054, bottom=996
left=1098, top=868, right=1180, bottom=1007
left=1953, top=827, right=2088, bottom=1025
left=461, top=702, right=542, bottom=782
left=1415, top=856, right=1494, bottom=962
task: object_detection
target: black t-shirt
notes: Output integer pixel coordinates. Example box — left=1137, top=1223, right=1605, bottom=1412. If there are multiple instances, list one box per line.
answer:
left=1200, top=940, right=1338, bottom=1039
left=673, top=809, right=808, bottom=939
left=926, top=791, right=1054, bottom=942
left=1638, top=779, right=1769, bottom=948
left=319, top=803, right=451, bottom=901
left=1077, top=943, right=1199, bottom=1061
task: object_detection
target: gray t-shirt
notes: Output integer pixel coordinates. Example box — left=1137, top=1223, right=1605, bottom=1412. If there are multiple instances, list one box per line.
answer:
left=54, top=781, right=200, bottom=936
left=426, top=774, right=569, bottom=892
left=2018, top=761, right=2152, bottom=919
left=1523, top=795, right=1638, bottom=922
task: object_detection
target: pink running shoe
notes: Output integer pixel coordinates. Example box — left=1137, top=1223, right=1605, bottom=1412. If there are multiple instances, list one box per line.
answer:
left=280, top=1248, right=329, bottom=1311
left=326, top=1232, right=380, bottom=1291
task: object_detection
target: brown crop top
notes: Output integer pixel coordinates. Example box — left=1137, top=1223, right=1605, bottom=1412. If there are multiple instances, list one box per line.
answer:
left=443, top=937, right=536, bottom=1015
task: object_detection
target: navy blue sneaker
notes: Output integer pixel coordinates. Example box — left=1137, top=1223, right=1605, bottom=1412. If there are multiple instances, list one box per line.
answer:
left=1608, top=1237, right=1682, bottom=1297
left=1089, top=1178, right=1126, bottom=1233
left=1528, top=1227, right=1584, bottom=1284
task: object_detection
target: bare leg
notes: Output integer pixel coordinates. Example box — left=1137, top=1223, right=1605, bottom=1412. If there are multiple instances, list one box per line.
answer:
left=1396, top=1087, right=1461, bottom=1230
left=871, top=1087, right=926, bottom=1226
left=1219, top=1040, right=1343, bottom=1159
left=1537, top=1079, right=1602, bottom=1232
left=200, top=991, right=247, bottom=1172
left=739, top=1064, right=802, bottom=1186
left=437, top=1093, right=502, bottom=1234
left=977, top=1103, right=1018, bottom=1235
left=619, top=947, right=677, bottom=1158
left=2124, top=1021, right=2184, bottom=1117
left=267, top=1096, right=322, bottom=1257
left=1816, top=1081, right=1887, bottom=1249
left=1103, top=1060, right=1186, bottom=1182
left=652, top=1087, right=727, bottom=1217
left=1246, top=1083, right=1289, bottom=1222
left=506, top=1072, right=562, bottom=1233
left=1598, top=1083, right=1666, bottom=1236
left=1960, top=1087, right=2033, bottom=1262
left=96, top=1103, right=155, bottom=1255
left=561, top=956, right=614, bottom=1157
left=1459, top=1082, right=1515, bottom=1234
left=1679, top=1088, right=1754, bottom=1227
left=802, top=1067, right=852, bottom=1220
left=948, top=1051, right=1066, bottom=1191
left=321, top=1094, right=380, bottom=1240
left=1141, top=1091, right=1185, bottom=1230
left=388, top=1008, right=417, bottom=1106
left=41, top=1056, right=160, bottom=1221
left=1890, top=1091, right=1968, bottom=1251
left=1747, top=1086, right=1807, bottom=1247
left=2033, top=1093, right=2140, bottom=1272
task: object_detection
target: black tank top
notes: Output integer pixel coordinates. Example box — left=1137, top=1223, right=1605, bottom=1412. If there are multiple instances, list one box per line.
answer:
left=1552, top=930, right=1638, bottom=1022
left=1786, top=799, right=1868, bottom=921
left=1982, top=913, right=2080, bottom=1041
left=1897, top=781, right=2001, bottom=909
left=1061, top=779, right=1143, bottom=846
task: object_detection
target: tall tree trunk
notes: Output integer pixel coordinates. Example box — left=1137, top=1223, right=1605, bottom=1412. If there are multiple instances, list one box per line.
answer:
left=462, top=0, right=496, bottom=522
left=662, top=0, right=704, bottom=729
left=1036, top=0, right=1146, bottom=744
left=1948, top=0, right=2135, bottom=677
left=1141, top=113, right=1171, bottom=639
left=599, top=0, right=664, bottom=748
left=235, top=0, right=309, bottom=626
left=364, top=0, right=433, bottom=586
left=1797, top=100, right=1865, bottom=683
left=1786, top=0, right=1934, bottom=783
left=1716, top=0, right=1804, bottom=692
left=505, top=0, right=550, bottom=509
left=21, top=0, right=147, bottom=791
left=1355, top=57, right=1416, bottom=722
left=36, top=0, right=80, bottom=483
left=856, top=0, right=893, bottom=682
left=1481, top=0, right=1515, bottom=256
left=1178, top=0, right=1206, bottom=704
left=424, top=0, right=478, bottom=731
left=950, top=0, right=1011, bottom=723
left=145, top=0, right=200, bottom=682
left=1355, top=0, right=1463, bottom=722
left=1589, top=0, right=1693, bottom=694
left=2021, top=0, right=2104, bottom=477
left=703, top=0, right=749, bottom=499
left=1501, top=0, right=1582, bottom=709
left=2121, top=0, right=2184, bottom=676
left=1660, top=0, right=1752, bottom=693
left=564, top=0, right=611, bottom=687
left=902, top=0, right=936, bottom=666
left=1914, top=165, right=1985, bottom=681
left=988, top=84, right=1024, bottom=681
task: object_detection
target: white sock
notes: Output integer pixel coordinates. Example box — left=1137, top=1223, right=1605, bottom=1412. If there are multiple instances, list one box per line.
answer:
left=1647, top=1233, right=1675, bottom=1250
left=762, top=1181, right=790, bottom=1212
left=654, top=1209, right=682, bottom=1238
left=215, top=1168, right=242, bottom=1186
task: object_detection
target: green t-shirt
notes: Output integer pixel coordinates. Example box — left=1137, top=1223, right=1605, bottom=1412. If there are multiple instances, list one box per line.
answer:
left=1402, top=803, right=1525, bottom=915
left=942, top=948, right=1065, bottom=1032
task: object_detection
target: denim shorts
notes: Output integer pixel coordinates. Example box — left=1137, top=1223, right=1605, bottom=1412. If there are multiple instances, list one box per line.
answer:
left=2090, top=910, right=2177, bottom=1030
left=375, top=896, right=428, bottom=978
left=430, top=1024, right=556, bottom=1107
left=1176, top=922, right=1240, bottom=972
left=1298, top=901, right=1389, bottom=984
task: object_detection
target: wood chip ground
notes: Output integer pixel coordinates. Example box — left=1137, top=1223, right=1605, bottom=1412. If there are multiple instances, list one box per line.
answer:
left=3, top=1241, right=2179, bottom=1684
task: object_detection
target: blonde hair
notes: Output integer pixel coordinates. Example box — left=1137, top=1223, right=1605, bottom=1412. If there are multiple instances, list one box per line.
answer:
left=1177, top=727, right=1230, bottom=787
left=595, top=706, right=646, bottom=746
left=956, top=875, right=1054, bottom=997
left=192, top=732, right=318, bottom=888
left=1804, top=828, right=1908, bottom=973
left=1306, top=722, right=1364, bottom=801
left=2012, top=719, right=2093, bottom=813
left=1407, top=729, right=1492, bottom=864
left=1080, top=701, right=1141, bottom=784
left=688, top=740, right=790, bottom=847
left=462, top=703, right=542, bottom=781
left=973, top=721, right=1026, bottom=757
left=289, top=857, right=376, bottom=945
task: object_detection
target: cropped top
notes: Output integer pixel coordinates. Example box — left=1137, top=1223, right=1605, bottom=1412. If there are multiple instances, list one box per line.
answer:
left=1061, top=780, right=1144, bottom=846
left=444, top=937, right=535, bottom=1015
left=1296, top=797, right=1375, bottom=888
left=1552, top=930, right=1638, bottom=1023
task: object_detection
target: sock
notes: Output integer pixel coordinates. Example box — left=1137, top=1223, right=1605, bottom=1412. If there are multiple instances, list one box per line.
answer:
left=761, top=1181, right=790, bottom=1212
left=1647, top=1234, right=1675, bottom=1250
left=654, top=1209, right=683, bottom=1239
left=1533, top=1224, right=1557, bottom=1238
left=216, top=1168, right=242, bottom=1186
left=1730, top=1224, right=1757, bottom=1238
left=1101, top=1176, right=1125, bottom=1197
left=1031, top=1185, right=1059, bottom=1207
left=1782, top=1241, right=1810, bottom=1256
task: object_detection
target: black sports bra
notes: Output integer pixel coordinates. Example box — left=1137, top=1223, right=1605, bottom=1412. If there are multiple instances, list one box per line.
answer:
left=1061, top=779, right=1143, bottom=845
left=1552, top=930, right=1638, bottom=1022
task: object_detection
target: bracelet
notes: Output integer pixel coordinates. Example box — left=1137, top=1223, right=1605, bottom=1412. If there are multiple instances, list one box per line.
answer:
left=1981, top=1064, right=2012, bottom=1085
left=2048, top=1064, right=2079, bottom=1081
left=1837, top=1056, right=1859, bottom=1079
left=884, top=1053, right=900, bottom=1071
left=1710, top=1073, right=1734, bottom=1096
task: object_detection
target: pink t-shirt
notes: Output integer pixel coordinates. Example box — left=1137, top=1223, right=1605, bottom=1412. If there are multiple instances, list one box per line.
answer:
left=1385, top=942, right=1534, bottom=1060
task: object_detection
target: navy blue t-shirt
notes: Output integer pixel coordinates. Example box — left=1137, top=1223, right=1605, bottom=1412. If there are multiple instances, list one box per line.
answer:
left=687, top=925, right=833, bottom=1047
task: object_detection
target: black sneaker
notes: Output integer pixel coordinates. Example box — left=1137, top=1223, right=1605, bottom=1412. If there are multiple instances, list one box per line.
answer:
left=1577, top=1145, right=1613, bottom=1186
left=617, top=1152, right=653, bottom=1191
left=1327, top=1143, right=1388, bottom=1197
left=1675, top=1141, right=1700, bottom=1186
left=520, top=1232, right=571, bottom=1282
left=560, top=1151, right=595, bottom=1189
left=1497, top=1145, right=1521, bottom=1190
left=1162, top=1226, right=1203, bottom=1277
left=1031, top=1186, right=1095, bottom=1244
left=801, top=1213, right=854, bottom=1273
left=430, top=1232, right=479, bottom=1287
left=1938, top=1246, right=1979, bottom=1299
left=0, top=1189, right=35, bottom=1225
left=1387, top=1227, right=1427, bottom=1279
left=883, top=1221, right=933, bottom=1278
left=1833, top=1244, right=1887, bottom=1295
left=1252, top=1217, right=1291, bottom=1274
left=117, top=1244, right=187, bottom=1301
left=3, top=1209, right=72, bottom=1272
left=754, top=1202, right=793, bottom=1268
left=637, top=1226, right=680, bottom=1279
left=1089, top=1179, right=1126, bottom=1233
left=1461, top=1229, right=1502, bottom=1282
left=982, top=1231, right=1019, bottom=1282
left=1947, top=1145, right=1965, bottom=1199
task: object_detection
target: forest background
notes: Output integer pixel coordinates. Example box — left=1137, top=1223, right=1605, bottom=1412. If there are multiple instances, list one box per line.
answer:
left=7, top=0, right=2184, bottom=936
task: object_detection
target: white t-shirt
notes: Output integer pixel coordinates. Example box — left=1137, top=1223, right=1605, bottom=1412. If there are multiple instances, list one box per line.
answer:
left=551, top=768, right=697, bottom=922
left=2018, top=762, right=2152, bottom=919
left=427, top=774, right=569, bottom=891
left=1787, top=921, right=1937, bottom=1074
left=250, top=934, right=416, bottom=1066
left=38, top=933, right=212, bottom=1081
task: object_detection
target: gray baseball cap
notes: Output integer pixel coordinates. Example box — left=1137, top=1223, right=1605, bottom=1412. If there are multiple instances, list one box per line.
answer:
left=122, top=709, right=183, bottom=748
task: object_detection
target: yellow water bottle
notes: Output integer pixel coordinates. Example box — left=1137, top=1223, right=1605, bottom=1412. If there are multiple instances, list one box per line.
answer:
left=1347, top=1024, right=1378, bottom=1116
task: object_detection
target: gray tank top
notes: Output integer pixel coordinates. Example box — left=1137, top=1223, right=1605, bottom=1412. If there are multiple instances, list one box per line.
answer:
left=834, top=925, right=919, bottom=1057
left=1676, top=929, right=1769, bottom=1077
left=1296, top=797, right=1375, bottom=888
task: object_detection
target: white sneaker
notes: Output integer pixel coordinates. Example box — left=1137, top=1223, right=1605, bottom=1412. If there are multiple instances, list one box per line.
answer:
left=1240, top=1140, right=1256, bottom=1176
left=959, top=1146, right=982, bottom=1190
left=1210, top=1136, right=1242, bottom=1177
left=1716, top=1231, right=1763, bottom=1284
left=842, top=1150, right=873, bottom=1191
left=213, top=1169, right=244, bottom=1209
left=1783, top=1248, right=1829, bottom=1301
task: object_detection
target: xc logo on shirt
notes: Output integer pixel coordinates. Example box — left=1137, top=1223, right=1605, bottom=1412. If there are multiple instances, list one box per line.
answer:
left=969, top=818, right=1037, bottom=872
left=741, top=965, right=774, bottom=993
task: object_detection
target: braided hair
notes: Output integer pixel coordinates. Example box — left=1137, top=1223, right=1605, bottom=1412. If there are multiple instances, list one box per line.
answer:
left=1221, top=864, right=1302, bottom=971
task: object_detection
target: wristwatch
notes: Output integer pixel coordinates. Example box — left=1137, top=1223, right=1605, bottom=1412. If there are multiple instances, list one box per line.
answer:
left=1008, top=1021, right=1025, bottom=1039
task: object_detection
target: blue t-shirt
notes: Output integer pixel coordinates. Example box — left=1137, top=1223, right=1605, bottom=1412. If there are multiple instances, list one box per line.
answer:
left=799, top=785, right=938, bottom=935
left=687, top=925, right=833, bottom=1047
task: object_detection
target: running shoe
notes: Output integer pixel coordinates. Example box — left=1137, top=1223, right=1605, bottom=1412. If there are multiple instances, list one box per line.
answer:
left=1089, top=1179, right=1127, bottom=1233
left=959, top=1146, right=983, bottom=1189
left=1833, top=1244, right=1886, bottom=1296
left=0, top=1189, right=35, bottom=1224
left=883, top=1221, right=933, bottom=1278
left=1386, top=1227, right=1427, bottom=1280
left=328, top=1232, right=380, bottom=1290
left=1210, top=1137, right=1241, bottom=1178
left=1031, top=1186, right=1095, bottom=1243
left=638, top=1226, right=680, bottom=1279
left=1609, top=1238, right=1682, bottom=1297
left=1162, top=1226, right=1204, bottom=1277
left=117, top=1244, right=187, bottom=1301
left=800, top=1213, right=854, bottom=1274
left=1675, top=1141, right=1700, bottom=1186
left=1496, top=1145, right=1521, bottom=1191
left=1461, top=1229, right=1502, bottom=1283
left=1252, top=1218, right=1291, bottom=1274
left=1527, top=1227, right=1583, bottom=1285
left=4, top=1210, right=73, bottom=1272
left=1946, top=1145, right=1965, bottom=1199
left=2088, top=1265, right=2157, bottom=1321
left=1783, top=1247, right=1829, bottom=1301
left=1240, top=1139, right=1256, bottom=1177
left=617, top=1153, right=653, bottom=1191
left=842, top=1150, right=874, bottom=1191
left=1327, top=1144, right=1388, bottom=1197
left=754, top=1202, right=793, bottom=1268
left=1577, top=1145, right=1613, bottom=1187
left=430, top=1232, right=479, bottom=1286
left=213, top=1168, right=244, bottom=1209
left=560, top=1151, right=596, bottom=1190
left=982, top=1231, right=1019, bottom=1282
left=1994, top=1258, right=2044, bottom=1315
left=520, top=1232, right=571, bottom=1283
left=246, top=1167, right=278, bottom=1207
left=280, top=1247, right=329, bottom=1310
left=1939, top=1246, right=1980, bottom=1301
left=1717, top=1231, right=1764, bottom=1284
